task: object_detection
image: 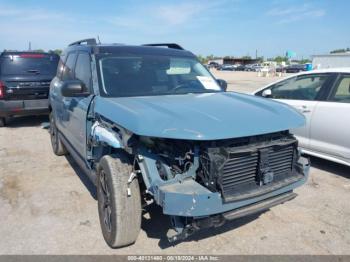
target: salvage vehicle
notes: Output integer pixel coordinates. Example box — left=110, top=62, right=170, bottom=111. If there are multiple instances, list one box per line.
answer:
left=49, top=38, right=309, bottom=248
left=0, top=51, right=59, bottom=126
left=254, top=68, right=350, bottom=167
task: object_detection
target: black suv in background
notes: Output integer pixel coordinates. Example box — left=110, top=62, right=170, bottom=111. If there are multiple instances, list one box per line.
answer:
left=285, top=64, right=307, bottom=73
left=0, top=51, right=59, bottom=126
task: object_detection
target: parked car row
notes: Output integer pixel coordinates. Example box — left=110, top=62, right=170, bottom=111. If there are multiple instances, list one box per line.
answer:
left=218, top=64, right=236, bottom=71
left=216, top=63, right=262, bottom=72
left=209, top=63, right=309, bottom=73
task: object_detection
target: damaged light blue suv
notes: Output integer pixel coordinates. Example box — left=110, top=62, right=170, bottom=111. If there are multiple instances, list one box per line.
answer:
left=49, top=39, right=309, bottom=248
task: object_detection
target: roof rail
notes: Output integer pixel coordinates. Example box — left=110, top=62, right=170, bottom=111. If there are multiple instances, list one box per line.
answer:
left=69, top=38, right=97, bottom=46
left=143, top=43, right=184, bottom=50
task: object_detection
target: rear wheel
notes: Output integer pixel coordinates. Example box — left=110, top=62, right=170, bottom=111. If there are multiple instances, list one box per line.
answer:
left=49, top=112, right=68, bottom=156
left=0, top=117, right=5, bottom=127
left=97, top=153, right=141, bottom=248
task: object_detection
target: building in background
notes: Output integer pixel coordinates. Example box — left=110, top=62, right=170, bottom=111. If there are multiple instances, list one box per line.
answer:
left=312, top=53, right=350, bottom=69
left=207, top=58, right=223, bottom=65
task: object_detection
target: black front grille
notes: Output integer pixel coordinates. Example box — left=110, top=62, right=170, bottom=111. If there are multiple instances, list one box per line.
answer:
left=269, top=146, right=294, bottom=176
left=220, top=144, right=295, bottom=199
left=199, top=134, right=301, bottom=203
left=221, top=153, right=259, bottom=190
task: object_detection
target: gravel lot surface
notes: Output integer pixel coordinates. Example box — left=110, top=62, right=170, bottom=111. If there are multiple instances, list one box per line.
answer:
left=0, top=72, right=349, bottom=254
left=212, top=70, right=286, bottom=93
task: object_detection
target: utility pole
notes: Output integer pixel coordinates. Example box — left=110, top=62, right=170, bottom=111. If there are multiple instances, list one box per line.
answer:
left=28, top=42, right=31, bottom=51
left=255, top=49, right=258, bottom=59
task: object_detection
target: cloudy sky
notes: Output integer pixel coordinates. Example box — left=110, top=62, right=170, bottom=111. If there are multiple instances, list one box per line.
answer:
left=0, top=0, right=349, bottom=58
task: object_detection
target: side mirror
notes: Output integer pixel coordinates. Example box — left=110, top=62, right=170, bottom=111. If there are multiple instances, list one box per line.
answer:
left=216, top=79, right=227, bottom=91
left=61, top=80, right=88, bottom=97
left=262, top=89, right=272, bottom=97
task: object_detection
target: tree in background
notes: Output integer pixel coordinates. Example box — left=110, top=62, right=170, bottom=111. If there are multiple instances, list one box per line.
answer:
left=330, top=48, right=350, bottom=54
left=256, top=56, right=264, bottom=62
left=197, top=55, right=207, bottom=64
left=197, top=54, right=223, bottom=64
left=273, top=56, right=288, bottom=63
left=48, top=49, right=63, bottom=55
left=299, top=58, right=312, bottom=64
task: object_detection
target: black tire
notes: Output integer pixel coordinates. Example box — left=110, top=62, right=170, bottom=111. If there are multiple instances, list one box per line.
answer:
left=0, top=117, right=5, bottom=127
left=49, top=112, right=68, bottom=156
left=97, top=153, right=141, bottom=248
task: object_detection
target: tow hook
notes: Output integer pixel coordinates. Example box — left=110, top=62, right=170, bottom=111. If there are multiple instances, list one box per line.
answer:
left=167, top=215, right=226, bottom=243
left=167, top=225, right=197, bottom=243
left=127, top=171, right=140, bottom=196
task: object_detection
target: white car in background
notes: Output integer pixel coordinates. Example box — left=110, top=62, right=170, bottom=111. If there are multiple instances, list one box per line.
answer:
left=253, top=68, right=350, bottom=167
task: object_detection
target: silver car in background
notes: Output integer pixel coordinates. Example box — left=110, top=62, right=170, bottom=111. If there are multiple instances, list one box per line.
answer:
left=254, top=68, right=350, bottom=167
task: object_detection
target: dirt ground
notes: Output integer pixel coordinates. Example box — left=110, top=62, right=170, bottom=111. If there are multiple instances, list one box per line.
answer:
left=0, top=72, right=349, bottom=254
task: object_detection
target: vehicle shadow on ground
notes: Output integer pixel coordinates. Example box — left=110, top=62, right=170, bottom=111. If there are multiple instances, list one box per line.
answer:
left=63, top=150, right=268, bottom=248
left=309, top=156, right=350, bottom=179
left=64, top=154, right=262, bottom=249
left=4, top=115, right=49, bottom=128
left=141, top=203, right=263, bottom=249
left=64, top=155, right=97, bottom=200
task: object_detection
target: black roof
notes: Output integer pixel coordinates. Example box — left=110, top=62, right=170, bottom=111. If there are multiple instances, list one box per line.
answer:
left=64, top=38, right=195, bottom=57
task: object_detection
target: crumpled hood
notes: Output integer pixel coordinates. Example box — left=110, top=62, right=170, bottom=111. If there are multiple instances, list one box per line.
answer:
left=94, top=92, right=305, bottom=140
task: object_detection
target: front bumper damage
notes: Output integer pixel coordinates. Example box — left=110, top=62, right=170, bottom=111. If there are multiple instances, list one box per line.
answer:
left=136, top=147, right=310, bottom=242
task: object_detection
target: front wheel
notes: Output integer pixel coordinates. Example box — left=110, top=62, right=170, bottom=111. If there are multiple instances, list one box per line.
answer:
left=97, top=153, right=141, bottom=248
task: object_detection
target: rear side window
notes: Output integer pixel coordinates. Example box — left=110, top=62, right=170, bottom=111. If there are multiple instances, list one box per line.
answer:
left=330, top=75, right=350, bottom=103
left=0, top=53, right=59, bottom=76
left=61, top=53, right=77, bottom=81
left=269, top=74, right=330, bottom=100
left=56, top=54, right=66, bottom=79
left=74, top=53, right=91, bottom=91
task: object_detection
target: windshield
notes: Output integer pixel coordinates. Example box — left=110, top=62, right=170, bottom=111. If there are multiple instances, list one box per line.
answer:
left=97, top=54, right=222, bottom=97
left=0, top=53, right=59, bottom=76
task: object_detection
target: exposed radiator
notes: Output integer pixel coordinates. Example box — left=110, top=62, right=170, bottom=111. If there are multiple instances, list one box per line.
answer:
left=219, top=143, right=296, bottom=202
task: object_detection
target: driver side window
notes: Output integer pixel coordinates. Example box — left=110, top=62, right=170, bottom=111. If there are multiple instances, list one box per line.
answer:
left=270, top=74, right=329, bottom=100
